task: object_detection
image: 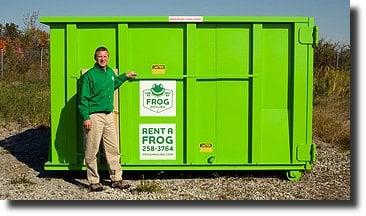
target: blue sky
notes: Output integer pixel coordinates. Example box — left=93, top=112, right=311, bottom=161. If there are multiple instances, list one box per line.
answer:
left=0, top=0, right=350, bottom=43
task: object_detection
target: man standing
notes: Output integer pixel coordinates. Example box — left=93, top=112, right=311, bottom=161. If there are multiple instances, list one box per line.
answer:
left=78, top=47, right=137, bottom=192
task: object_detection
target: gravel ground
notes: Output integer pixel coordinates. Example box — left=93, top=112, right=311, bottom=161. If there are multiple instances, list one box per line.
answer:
left=0, top=124, right=351, bottom=200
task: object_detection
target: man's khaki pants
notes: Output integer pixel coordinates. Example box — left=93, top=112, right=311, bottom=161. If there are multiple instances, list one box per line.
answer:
left=84, top=112, right=122, bottom=184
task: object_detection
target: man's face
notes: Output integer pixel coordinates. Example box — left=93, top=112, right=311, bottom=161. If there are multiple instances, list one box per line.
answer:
left=95, top=50, right=109, bottom=68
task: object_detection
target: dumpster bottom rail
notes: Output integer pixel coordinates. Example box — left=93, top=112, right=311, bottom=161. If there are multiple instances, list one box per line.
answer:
left=44, top=161, right=310, bottom=171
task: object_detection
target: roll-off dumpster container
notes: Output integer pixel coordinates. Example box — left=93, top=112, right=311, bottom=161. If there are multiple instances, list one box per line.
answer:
left=40, top=16, right=318, bottom=181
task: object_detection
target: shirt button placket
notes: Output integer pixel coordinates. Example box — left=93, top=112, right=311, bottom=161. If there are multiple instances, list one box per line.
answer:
left=107, top=71, right=111, bottom=102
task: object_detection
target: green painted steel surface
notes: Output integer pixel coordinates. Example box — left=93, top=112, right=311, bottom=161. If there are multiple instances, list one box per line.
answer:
left=41, top=16, right=317, bottom=177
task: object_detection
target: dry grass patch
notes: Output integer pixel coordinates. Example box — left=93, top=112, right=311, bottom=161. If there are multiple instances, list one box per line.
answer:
left=313, top=95, right=350, bottom=148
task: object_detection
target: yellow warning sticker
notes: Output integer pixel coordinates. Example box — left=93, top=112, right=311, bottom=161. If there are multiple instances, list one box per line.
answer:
left=200, top=143, right=213, bottom=153
left=152, top=64, right=166, bottom=74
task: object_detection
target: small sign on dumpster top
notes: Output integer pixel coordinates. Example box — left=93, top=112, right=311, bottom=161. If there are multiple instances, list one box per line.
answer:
left=169, top=16, right=203, bottom=22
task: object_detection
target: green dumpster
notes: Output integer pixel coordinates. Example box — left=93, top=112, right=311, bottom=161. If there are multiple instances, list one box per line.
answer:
left=40, top=16, right=318, bottom=181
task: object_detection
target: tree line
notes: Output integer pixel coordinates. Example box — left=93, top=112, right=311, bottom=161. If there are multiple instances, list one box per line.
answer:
left=0, top=11, right=49, bottom=81
left=314, top=39, right=351, bottom=72
left=0, top=13, right=350, bottom=82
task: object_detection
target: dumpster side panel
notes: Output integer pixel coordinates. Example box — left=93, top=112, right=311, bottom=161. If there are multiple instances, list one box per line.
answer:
left=127, top=23, right=185, bottom=75
left=121, top=24, right=185, bottom=165
left=187, top=24, right=216, bottom=164
left=216, top=24, right=250, bottom=164
left=260, top=24, right=292, bottom=163
left=188, top=24, right=250, bottom=165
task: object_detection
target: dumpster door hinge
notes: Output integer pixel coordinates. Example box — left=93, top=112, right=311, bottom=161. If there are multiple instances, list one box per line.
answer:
left=296, top=143, right=317, bottom=164
left=299, top=26, right=318, bottom=47
left=296, top=144, right=311, bottom=162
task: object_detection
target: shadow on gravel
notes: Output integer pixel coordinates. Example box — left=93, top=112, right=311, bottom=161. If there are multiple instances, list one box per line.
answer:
left=0, top=125, right=288, bottom=182
left=0, top=126, right=88, bottom=188
left=0, top=126, right=353, bottom=206
left=122, top=170, right=286, bottom=181
left=0, top=125, right=50, bottom=173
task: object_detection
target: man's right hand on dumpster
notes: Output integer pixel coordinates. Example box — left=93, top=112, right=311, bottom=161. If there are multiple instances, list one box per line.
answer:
left=126, top=71, right=138, bottom=79
left=83, top=120, right=92, bottom=130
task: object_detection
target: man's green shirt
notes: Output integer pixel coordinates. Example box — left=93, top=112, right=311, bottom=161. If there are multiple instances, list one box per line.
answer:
left=78, top=63, right=128, bottom=121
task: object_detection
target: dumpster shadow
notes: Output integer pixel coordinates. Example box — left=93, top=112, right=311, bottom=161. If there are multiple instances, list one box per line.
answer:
left=122, top=170, right=286, bottom=181
left=0, top=125, right=85, bottom=186
left=37, top=170, right=90, bottom=189
left=53, top=93, right=83, bottom=166
left=0, top=125, right=50, bottom=174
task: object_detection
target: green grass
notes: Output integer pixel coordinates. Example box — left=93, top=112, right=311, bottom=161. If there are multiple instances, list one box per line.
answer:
left=136, top=180, right=162, bottom=193
left=9, top=173, right=36, bottom=185
left=135, top=175, right=162, bottom=193
left=0, top=81, right=50, bottom=127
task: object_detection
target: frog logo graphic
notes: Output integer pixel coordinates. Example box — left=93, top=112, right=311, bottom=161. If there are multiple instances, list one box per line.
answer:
left=150, top=84, right=165, bottom=96
left=143, top=83, right=173, bottom=113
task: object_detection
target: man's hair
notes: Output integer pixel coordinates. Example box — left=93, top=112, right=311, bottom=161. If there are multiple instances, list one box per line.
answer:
left=94, top=47, right=109, bottom=59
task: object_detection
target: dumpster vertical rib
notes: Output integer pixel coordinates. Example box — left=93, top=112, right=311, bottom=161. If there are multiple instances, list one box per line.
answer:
left=118, top=23, right=129, bottom=164
left=184, top=24, right=196, bottom=164
left=288, top=23, right=294, bottom=163
left=49, top=24, right=66, bottom=166
left=248, top=25, right=253, bottom=163
left=65, top=24, right=78, bottom=165
left=252, top=24, right=263, bottom=163
left=186, top=23, right=197, bottom=164
left=215, top=24, right=218, bottom=161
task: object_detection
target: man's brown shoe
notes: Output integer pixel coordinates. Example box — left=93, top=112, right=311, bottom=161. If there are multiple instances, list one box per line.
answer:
left=89, top=183, right=104, bottom=192
left=111, top=180, right=131, bottom=189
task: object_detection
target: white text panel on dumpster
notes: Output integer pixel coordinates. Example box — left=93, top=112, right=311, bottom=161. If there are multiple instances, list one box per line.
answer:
left=139, top=124, right=176, bottom=160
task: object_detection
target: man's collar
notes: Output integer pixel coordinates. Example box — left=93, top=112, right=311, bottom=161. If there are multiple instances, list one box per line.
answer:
left=94, top=63, right=109, bottom=72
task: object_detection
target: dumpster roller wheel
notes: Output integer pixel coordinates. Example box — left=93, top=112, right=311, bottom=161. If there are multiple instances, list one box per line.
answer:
left=286, top=170, right=302, bottom=181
